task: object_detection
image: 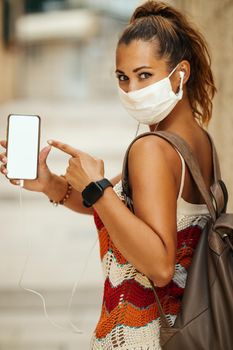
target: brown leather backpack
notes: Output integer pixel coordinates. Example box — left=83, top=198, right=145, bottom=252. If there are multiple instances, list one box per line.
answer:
left=122, top=130, right=233, bottom=350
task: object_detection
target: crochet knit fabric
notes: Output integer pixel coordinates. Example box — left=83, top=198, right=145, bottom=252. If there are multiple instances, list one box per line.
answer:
left=91, top=180, right=210, bottom=350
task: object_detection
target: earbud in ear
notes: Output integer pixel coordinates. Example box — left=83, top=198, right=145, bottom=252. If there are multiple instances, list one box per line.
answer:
left=180, top=71, right=185, bottom=79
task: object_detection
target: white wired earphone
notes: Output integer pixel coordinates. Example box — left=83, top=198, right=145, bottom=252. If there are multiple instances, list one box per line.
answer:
left=18, top=180, right=97, bottom=334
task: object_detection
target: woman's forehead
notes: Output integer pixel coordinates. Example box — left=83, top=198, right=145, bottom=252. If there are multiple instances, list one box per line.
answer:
left=116, top=40, right=165, bottom=71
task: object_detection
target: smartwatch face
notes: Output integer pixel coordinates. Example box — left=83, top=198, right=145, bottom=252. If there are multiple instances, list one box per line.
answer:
left=83, top=182, right=102, bottom=205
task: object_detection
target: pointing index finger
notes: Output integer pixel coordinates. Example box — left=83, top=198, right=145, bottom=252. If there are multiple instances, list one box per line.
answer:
left=48, top=140, right=80, bottom=157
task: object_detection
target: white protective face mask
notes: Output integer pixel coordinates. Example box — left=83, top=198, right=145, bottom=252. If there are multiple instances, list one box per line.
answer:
left=118, top=64, right=185, bottom=126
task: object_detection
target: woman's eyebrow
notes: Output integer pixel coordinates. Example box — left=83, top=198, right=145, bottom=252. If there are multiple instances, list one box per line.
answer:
left=115, top=69, right=124, bottom=74
left=133, top=66, right=153, bottom=72
left=115, top=66, right=153, bottom=74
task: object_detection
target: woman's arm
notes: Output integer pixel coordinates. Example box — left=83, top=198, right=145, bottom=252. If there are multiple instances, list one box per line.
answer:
left=48, top=137, right=181, bottom=286
left=93, top=136, right=181, bottom=287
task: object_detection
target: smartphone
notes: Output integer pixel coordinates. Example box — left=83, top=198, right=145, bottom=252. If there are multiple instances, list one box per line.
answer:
left=6, top=114, right=41, bottom=180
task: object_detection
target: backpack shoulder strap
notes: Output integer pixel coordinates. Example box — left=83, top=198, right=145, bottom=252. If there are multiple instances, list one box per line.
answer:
left=122, top=130, right=218, bottom=221
left=203, top=130, right=227, bottom=215
left=204, top=130, right=221, bottom=181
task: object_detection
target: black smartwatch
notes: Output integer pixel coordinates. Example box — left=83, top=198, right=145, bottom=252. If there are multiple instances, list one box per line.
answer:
left=82, top=178, right=113, bottom=208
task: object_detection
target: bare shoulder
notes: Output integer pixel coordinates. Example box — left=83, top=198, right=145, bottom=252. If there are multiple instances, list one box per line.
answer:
left=129, top=134, right=182, bottom=178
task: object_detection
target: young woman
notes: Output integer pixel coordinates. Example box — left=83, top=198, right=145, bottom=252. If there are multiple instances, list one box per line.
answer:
left=0, top=1, right=217, bottom=349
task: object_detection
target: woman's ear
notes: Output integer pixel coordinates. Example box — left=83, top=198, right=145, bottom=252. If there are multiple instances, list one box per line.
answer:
left=170, top=60, right=190, bottom=93
left=179, top=60, right=190, bottom=85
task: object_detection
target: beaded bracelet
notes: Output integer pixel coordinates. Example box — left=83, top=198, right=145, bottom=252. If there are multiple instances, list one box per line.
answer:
left=49, top=176, right=72, bottom=207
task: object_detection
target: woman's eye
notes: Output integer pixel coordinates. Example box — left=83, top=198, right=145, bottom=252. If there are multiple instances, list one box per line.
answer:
left=117, top=74, right=128, bottom=82
left=139, top=72, right=152, bottom=79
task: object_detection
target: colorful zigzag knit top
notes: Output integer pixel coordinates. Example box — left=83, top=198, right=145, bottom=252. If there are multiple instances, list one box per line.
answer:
left=91, top=150, right=210, bottom=350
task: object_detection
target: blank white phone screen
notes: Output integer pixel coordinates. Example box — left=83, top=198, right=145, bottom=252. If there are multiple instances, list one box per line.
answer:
left=7, top=115, right=40, bottom=180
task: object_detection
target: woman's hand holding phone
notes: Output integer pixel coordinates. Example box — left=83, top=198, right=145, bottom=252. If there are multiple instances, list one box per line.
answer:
left=0, top=140, right=53, bottom=193
left=0, top=138, right=106, bottom=215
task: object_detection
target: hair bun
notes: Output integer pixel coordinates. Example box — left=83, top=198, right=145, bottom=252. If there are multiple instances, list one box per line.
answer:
left=130, top=1, right=171, bottom=23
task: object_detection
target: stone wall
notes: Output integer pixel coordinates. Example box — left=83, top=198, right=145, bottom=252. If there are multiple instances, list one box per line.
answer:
left=174, top=0, right=233, bottom=209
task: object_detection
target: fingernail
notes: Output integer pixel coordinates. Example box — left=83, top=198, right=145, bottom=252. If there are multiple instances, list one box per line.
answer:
left=16, top=180, right=20, bottom=185
left=3, top=169, right=8, bottom=174
left=2, top=157, right=7, bottom=163
left=47, top=140, right=53, bottom=145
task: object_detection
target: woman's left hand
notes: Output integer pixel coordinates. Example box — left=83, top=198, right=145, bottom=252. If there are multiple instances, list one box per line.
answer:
left=48, top=140, right=105, bottom=192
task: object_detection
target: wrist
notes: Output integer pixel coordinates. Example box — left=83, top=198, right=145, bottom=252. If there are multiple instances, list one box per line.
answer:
left=49, top=177, right=72, bottom=206
left=43, top=173, right=67, bottom=201
left=93, top=186, right=113, bottom=210
left=82, top=178, right=113, bottom=208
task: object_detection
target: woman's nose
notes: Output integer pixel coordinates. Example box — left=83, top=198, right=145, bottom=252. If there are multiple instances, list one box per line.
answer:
left=127, top=81, right=140, bottom=93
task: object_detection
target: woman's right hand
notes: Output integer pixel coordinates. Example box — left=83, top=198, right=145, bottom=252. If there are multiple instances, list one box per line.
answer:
left=0, top=140, right=53, bottom=193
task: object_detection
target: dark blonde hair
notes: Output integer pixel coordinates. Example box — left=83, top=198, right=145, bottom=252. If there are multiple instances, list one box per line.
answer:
left=118, top=0, right=216, bottom=126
